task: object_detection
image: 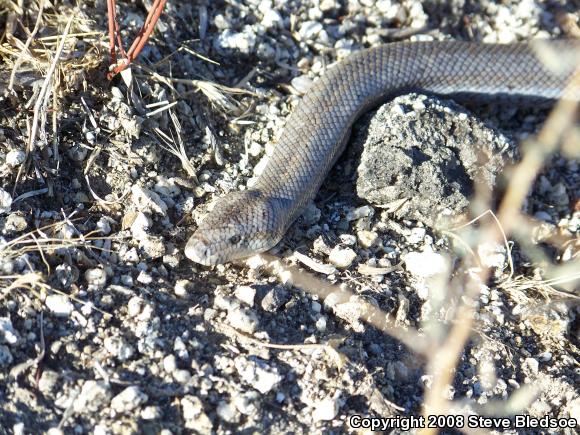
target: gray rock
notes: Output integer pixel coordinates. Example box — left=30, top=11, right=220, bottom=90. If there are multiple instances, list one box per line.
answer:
left=111, top=386, right=148, bottom=413
left=73, top=380, right=112, bottom=413
left=355, top=94, right=513, bottom=226
left=261, top=285, right=290, bottom=312
left=0, top=317, right=18, bottom=344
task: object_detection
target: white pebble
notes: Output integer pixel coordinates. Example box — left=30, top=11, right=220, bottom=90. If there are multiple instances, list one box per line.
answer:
left=234, top=286, right=256, bottom=306
left=235, top=358, right=282, bottom=394
left=85, top=268, right=107, bottom=289
left=131, top=185, right=168, bottom=216
left=312, top=396, right=340, bottom=421
left=111, top=386, right=148, bottom=413
left=45, top=294, right=74, bottom=317
left=0, top=317, right=19, bottom=344
left=6, top=150, right=25, bottom=167
left=346, top=205, right=374, bottom=221
left=328, top=246, right=357, bottom=268
left=0, top=188, right=12, bottom=214
left=403, top=251, right=448, bottom=278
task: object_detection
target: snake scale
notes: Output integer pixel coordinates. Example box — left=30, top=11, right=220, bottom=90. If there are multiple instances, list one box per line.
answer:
left=185, top=40, right=579, bottom=265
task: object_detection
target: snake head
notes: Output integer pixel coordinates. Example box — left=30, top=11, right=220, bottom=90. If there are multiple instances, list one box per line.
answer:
left=185, top=190, right=287, bottom=265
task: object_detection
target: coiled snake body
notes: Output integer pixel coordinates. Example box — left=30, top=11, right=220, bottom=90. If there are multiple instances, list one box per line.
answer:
left=186, top=40, right=579, bottom=265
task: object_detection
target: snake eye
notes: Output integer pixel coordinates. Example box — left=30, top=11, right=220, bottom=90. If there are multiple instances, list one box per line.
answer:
left=229, top=235, right=241, bottom=245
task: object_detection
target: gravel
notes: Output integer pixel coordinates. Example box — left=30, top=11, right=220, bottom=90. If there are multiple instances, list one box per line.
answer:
left=0, top=0, right=578, bottom=433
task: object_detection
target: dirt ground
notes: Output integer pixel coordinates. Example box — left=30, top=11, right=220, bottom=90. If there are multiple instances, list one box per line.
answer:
left=0, top=1, right=579, bottom=434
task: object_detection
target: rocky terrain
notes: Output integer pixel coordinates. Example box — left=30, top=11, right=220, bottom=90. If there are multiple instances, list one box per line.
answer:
left=0, top=1, right=578, bottom=434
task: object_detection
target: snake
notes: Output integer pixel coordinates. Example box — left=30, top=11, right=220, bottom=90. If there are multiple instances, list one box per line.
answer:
left=185, top=40, right=579, bottom=265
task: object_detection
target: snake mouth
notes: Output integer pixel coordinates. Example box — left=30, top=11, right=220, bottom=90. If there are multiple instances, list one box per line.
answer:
left=185, top=235, right=220, bottom=266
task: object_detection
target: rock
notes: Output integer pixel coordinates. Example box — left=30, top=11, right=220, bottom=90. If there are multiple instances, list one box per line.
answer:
left=85, top=268, right=107, bottom=289
left=5, top=149, right=25, bottom=167
left=131, top=185, right=168, bottom=216
left=227, top=307, right=259, bottom=334
left=235, top=357, right=282, bottom=394
left=0, top=317, right=18, bottom=344
left=104, top=336, right=135, bottom=361
left=182, top=396, right=212, bottom=431
left=261, top=286, right=290, bottom=312
left=0, top=188, right=12, bottom=214
left=217, top=400, right=241, bottom=424
left=328, top=246, right=357, bottom=268
left=346, top=205, right=374, bottom=221
left=111, top=386, right=148, bottom=413
left=174, top=279, right=192, bottom=296
left=403, top=251, right=448, bottom=278
left=215, top=27, right=256, bottom=54
left=298, top=21, right=323, bottom=40
left=312, top=395, right=340, bottom=421
left=45, top=294, right=74, bottom=317
left=3, top=213, right=27, bottom=233
left=355, top=94, right=513, bottom=226
left=38, top=370, right=59, bottom=395
left=357, top=230, right=379, bottom=248
left=73, top=380, right=112, bottom=413
left=235, top=285, right=256, bottom=306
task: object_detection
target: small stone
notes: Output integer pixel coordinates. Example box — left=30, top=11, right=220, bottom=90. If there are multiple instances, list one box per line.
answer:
left=127, top=296, right=143, bottom=317
left=111, top=386, right=148, bottom=413
left=291, top=75, right=313, bottom=94
left=4, top=213, right=28, bottom=233
left=235, top=358, right=282, bottom=394
left=0, top=188, right=12, bottom=214
left=357, top=230, right=379, bottom=248
left=5, top=150, right=25, bottom=167
left=0, top=317, right=18, bottom=344
left=174, top=279, right=192, bottom=296
left=261, top=9, right=283, bottom=28
left=328, top=246, right=357, bottom=268
left=404, top=251, right=448, bottom=278
left=104, top=336, right=134, bottom=361
left=217, top=400, right=241, bottom=424
left=215, top=27, right=256, bottom=54
left=130, top=212, right=151, bottom=239
left=131, top=185, right=168, bottom=216
left=408, top=227, right=426, bottom=244
left=85, top=268, right=107, bottom=289
left=523, top=358, right=539, bottom=375
left=163, top=355, right=177, bottom=373
left=182, top=396, right=212, bottom=431
left=38, top=370, right=59, bottom=394
left=298, top=21, right=323, bottom=40
left=235, top=286, right=256, bottom=306
left=261, top=286, right=290, bottom=312
left=45, top=294, right=74, bottom=317
left=173, top=369, right=192, bottom=384
left=346, top=205, right=374, bottom=221
left=477, top=243, right=506, bottom=269
left=96, top=217, right=112, bottom=235
left=312, top=395, right=340, bottom=421
left=141, top=405, right=162, bottom=420
left=73, top=380, right=112, bottom=413
left=227, top=308, right=259, bottom=334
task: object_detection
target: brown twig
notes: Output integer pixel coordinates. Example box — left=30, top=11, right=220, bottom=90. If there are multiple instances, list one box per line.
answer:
left=106, top=0, right=168, bottom=79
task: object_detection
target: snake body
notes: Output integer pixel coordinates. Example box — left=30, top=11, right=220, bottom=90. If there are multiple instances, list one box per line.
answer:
left=186, top=40, right=579, bottom=265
